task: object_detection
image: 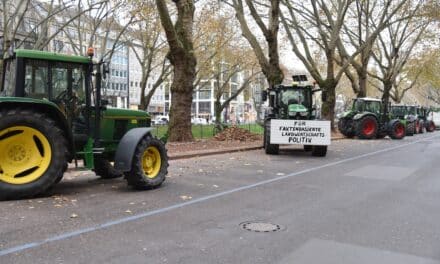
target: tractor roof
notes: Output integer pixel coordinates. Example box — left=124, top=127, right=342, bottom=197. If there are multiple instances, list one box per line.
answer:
left=14, top=49, right=91, bottom=64
left=357, top=97, right=382, bottom=102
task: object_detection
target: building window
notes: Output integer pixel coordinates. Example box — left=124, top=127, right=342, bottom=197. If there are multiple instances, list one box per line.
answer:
left=130, top=81, right=133, bottom=87
left=199, top=102, right=211, bottom=114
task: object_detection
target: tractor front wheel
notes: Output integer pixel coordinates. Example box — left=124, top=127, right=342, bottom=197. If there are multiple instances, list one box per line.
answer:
left=406, top=122, right=415, bottom=136
left=338, top=118, right=354, bottom=138
left=388, top=121, right=405, bottom=140
left=124, top=136, right=168, bottom=190
left=311, top=145, right=327, bottom=157
left=0, top=109, right=67, bottom=200
left=93, top=156, right=123, bottom=179
left=418, top=120, right=425, bottom=134
left=356, top=116, right=378, bottom=139
left=264, top=121, right=279, bottom=155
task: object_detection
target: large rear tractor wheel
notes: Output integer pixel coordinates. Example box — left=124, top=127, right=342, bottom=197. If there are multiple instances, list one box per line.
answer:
left=125, top=136, right=168, bottom=190
left=356, top=116, right=378, bottom=139
left=93, top=156, right=123, bottom=179
left=426, top=121, right=436, bottom=132
left=338, top=119, right=355, bottom=138
left=304, top=145, right=312, bottom=151
left=388, top=121, right=405, bottom=140
left=0, top=109, right=67, bottom=200
left=311, top=145, right=327, bottom=157
left=264, top=121, right=279, bottom=155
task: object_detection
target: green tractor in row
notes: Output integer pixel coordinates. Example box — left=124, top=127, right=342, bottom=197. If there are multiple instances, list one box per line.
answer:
left=262, top=76, right=330, bottom=157
left=0, top=49, right=168, bottom=200
left=406, top=105, right=436, bottom=133
left=390, top=105, right=416, bottom=136
left=338, top=97, right=406, bottom=139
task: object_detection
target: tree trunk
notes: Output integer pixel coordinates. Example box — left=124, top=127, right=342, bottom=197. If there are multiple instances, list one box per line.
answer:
left=320, top=79, right=337, bottom=130
left=381, top=81, right=393, bottom=118
left=357, top=69, right=368, bottom=97
left=214, top=99, right=223, bottom=132
left=167, top=57, right=196, bottom=142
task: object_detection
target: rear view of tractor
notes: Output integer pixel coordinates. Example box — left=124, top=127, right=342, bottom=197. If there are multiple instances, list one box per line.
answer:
left=418, top=107, right=436, bottom=132
left=0, top=49, right=168, bottom=200
left=338, top=98, right=405, bottom=140
left=261, top=76, right=330, bottom=157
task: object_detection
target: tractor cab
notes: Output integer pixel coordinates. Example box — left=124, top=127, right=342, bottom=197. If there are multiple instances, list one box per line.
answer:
left=351, top=98, right=382, bottom=115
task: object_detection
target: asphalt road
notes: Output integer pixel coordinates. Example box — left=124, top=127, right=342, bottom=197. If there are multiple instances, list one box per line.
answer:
left=1, top=132, right=440, bottom=264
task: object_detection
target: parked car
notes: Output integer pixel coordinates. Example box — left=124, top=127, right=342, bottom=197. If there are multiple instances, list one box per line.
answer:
left=152, top=115, right=169, bottom=125
left=431, top=111, right=440, bottom=129
left=192, top=117, right=208, bottom=125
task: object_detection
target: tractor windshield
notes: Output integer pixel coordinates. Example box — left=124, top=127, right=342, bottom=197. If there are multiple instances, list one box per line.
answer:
left=353, top=99, right=381, bottom=113
left=1, top=59, right=16, bottom=96
left=391, top=106, right=406, bottom=117
left=407, top=106, right=417, bottom=115
left=280, top=88, right=310, bottom=108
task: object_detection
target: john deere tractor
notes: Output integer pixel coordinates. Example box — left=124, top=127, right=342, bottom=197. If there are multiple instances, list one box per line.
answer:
left=0, top=49, right=168, bottom=200
left=338, top=97, right=405, bottom=140
left=261, top=76, right=330, bottom=157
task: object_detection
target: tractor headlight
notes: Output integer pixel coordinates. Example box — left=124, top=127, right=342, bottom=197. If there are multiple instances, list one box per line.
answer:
left=289, top=111, right=297, bottom=116
left=300, top=111, right=308, bottom=117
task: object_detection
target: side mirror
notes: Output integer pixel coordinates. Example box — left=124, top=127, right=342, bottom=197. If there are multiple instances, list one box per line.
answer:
left=261, top=90, right=268, bottom=102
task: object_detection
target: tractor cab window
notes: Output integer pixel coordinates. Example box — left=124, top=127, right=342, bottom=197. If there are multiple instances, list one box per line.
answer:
left=1, top=59, right=16, bottom=96
left=24, top=59, right=49, bottom=99
left=365, top=101, right=381, bottom=113
left=72, top=67, right=85, bottom=104
left=353, top=99, right=364, bottom=111
left=281, top=89, right=309, bottom=107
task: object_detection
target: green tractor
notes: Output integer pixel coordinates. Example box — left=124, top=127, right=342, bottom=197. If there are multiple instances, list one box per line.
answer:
left=406, top=105, right=425, bottom=134
left=0, top=49, right=168, bottom=200
left=261, top=76, right=330, bottom=157
left=390, top=105, right=415, bottom=136
left=418, top=106, right=436, bottom=133
left=338, top=97, right=405, bottom=140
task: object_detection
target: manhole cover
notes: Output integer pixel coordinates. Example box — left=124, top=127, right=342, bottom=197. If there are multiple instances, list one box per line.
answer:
left=240, top=222, right=282, bottom=233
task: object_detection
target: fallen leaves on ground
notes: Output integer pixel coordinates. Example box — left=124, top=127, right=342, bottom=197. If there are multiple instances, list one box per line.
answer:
left=214, top=127, right=261, bottom=141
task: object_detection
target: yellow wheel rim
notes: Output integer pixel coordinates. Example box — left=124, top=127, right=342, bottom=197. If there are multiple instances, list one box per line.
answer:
left=141, top=146, right=161, bottom=179
left=0, top=126, right=52, bottom=185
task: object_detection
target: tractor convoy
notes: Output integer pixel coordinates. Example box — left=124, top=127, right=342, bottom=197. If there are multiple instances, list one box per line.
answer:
left=339, top=97, right=436, bottom=140
left=0, top=49, right=168, bottom=200
left=0, top=48, right=437, bottom=200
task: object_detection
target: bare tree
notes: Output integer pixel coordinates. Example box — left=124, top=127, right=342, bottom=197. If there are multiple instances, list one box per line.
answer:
left=337, top=0, right=411, bottom=97
left=155, top=0, right=197, bottom=142
left=280, top=0, right=355, bottom=128
left=222, top=0, right=283, bottom=88
left=369, top=7, right=429, bottom=114
left=128, top=0, right=170, bottom=110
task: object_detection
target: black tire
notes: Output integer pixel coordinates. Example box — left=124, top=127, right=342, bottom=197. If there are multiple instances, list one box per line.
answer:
left=355, top=116, right=378, bottom=139
left=388, top=120, right=405, bottom=140
left=426, top=121, right=436, bottom=132
left=124, top=136, right=168, bottom=190
left=418, top=120, right=425, bottom=134
left=93, top=156, right=123, bottom=179
left=406, top=122, right=415, bottom=136
left=54, top=163, right=68, bottom=184
left=264, top=120, right=279, bottom=155
left=311, top=145, right=327, bottom=157
left=304, top=145, right=312, bottom=151
left=0, top=109, right=67, bottom=200
left=338, top=118, right=355, bottom=138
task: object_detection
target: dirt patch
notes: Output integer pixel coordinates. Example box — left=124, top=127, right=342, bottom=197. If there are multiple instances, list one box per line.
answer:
left=213, top=127, right=262, bottom=141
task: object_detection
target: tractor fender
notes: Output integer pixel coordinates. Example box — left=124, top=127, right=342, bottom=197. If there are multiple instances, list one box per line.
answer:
left=114, top=127, right=154, bottom=172
left=387, top=119, right=402, bottom=130
left=353, top=112, right=377, bottom=121
left=0, top=100, right=74, bottom=160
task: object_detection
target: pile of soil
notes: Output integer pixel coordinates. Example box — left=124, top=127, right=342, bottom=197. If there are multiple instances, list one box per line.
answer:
left=214, top=126, right=262, bottom=141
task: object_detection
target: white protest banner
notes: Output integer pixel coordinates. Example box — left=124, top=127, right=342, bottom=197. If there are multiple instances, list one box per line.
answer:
left=270, top=119, right=331, bottom=145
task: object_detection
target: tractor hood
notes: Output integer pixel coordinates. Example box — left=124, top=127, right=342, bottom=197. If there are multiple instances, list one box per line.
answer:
left=103, top=107, right=151, bottom=120
left=340, top=110, right=356, bottom=119
left=288, top=104, right=308, bottom=112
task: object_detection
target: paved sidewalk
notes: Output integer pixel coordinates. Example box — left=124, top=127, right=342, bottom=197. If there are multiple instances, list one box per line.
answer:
left=167, top=135, right=345, bottom=160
